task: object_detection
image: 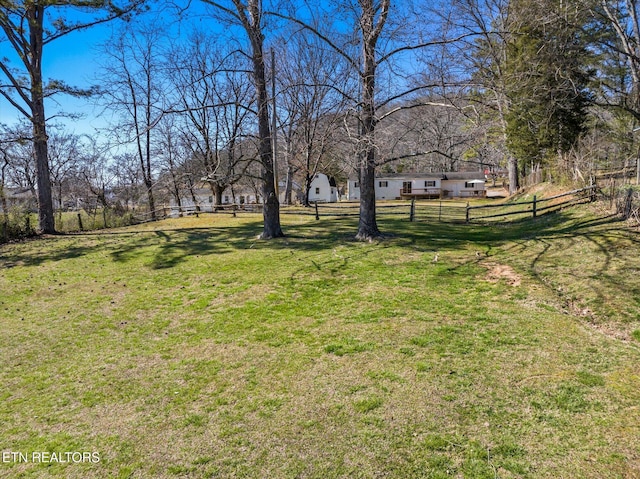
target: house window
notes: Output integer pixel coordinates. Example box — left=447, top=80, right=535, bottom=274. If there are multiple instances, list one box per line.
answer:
left=224, top=195, right=229, bottom=203
left=465, top=181, right=477, bottom=188
left=315, top=187, right=320, bottom=194
left=424, top=180, right=436, bottom=188
left=379, top=181, right=388, bottom=187
left=354, top=181, right=359, bottom=188
left=208, top=196, right=213, bottom=203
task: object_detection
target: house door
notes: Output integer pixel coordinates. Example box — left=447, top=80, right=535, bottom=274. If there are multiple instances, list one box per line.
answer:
left=402, top=182, right=412, bottom=194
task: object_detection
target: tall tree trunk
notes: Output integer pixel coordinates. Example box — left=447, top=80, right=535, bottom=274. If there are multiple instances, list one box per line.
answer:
left=304, top=172, right=313, bottom=207
left=356, top=2, right=384, bottom=241
left=188, top=179, right=200, bottom=211
left=354, top=0, right=388, bottom=241
left=284, top=163, right=294, bottom=205
left=29, top=4, right=55, bottom=234
left=205, top=0, right=283, bottom=237
left=33, top=111, right=55, bottom=233
left=211, top=183, right=224, bottom=209
left=356, top=134, right=380, bottom=239
left=145, top=178, right=155, bottom=216
left=174, top=189, right=183, bottom=216
left=145, top=74, right=156, bottom=220
left=357, top=149, right=379, bottom=240
left=508, top=155, right=519, bottom=194
left=247, top=8, right=283, bottom=238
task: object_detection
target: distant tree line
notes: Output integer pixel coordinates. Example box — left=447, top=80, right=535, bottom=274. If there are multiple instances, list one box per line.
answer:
left=2, top=0, right=640, bottom=239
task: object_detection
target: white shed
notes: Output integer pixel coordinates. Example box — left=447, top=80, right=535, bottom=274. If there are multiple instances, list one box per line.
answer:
left=308, top=173, right=339, bottom=203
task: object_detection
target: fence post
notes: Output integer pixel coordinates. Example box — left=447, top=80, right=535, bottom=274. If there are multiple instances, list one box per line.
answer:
left=533, top=195, right=537, bottom=218
left=624, top=187, right=633, bottom=218
left=77, top=213, right=83, bottom=231
left=465, top=202, right=470, bottom=223
left=315, top=202, right=320, bottom=220
left=410, top=198, right=415, bottom=222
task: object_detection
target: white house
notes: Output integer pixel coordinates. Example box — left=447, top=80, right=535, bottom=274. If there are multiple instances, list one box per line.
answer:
left=308, top=173, right=339, bottom=203
left=169, top=177, right=309, bottom=214
left=0, top=187, right=37, bottom=213
left=169, top=185, right=262, bottom=214
left=347, top=172, right=486, bottom=200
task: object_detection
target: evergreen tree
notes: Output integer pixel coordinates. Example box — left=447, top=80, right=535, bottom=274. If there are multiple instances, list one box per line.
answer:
left=504, top=0, right=593, bottom=175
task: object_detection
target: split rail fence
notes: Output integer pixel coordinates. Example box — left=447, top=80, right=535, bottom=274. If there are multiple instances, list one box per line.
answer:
left=139, top=185, right=597, bottom=227
left=280, top=185, right=597, bottom=224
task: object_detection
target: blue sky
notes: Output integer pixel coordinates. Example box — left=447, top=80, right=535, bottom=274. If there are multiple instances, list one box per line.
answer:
left=0, top=3, right=210, bottom=136
left=1, top=11, right=109, bottom=133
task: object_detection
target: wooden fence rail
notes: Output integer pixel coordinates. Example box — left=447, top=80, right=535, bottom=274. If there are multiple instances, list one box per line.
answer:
left=129, top=185, right=597, bottom=227
left=466, top=185, right=596, bottom=223
left=291, top=185, right=597, bottom=224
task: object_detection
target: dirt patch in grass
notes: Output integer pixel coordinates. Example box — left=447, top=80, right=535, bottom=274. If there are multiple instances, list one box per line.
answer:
left=480, top=261, right=522, bottom=287
left=584, top=318, right=638, bottom=342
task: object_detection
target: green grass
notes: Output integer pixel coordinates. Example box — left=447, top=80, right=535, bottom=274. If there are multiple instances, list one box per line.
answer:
left=0, top=208, right=639, bottom=478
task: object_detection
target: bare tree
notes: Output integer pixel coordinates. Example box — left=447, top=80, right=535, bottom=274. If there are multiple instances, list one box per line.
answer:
left=440, top=0, right=518, bottom=190
left=371, top=99, right=480, bottom=174
left=77, top=139, right=115, bottom=211
left=597, top=1, right=640, bottom=119
left=0, top=150, right=8, bottom=228
left=98, top=23, right=166, bottom=218
left=48, top=130, right=81, bottom=212
left=169, top=33, right=254, bottom=207
left=275, top=30, right=352, bottom=206
left=0, top=124, right=16, bottom=222
left=594, top=0, right=640, bottom=182
left=155, top=116, right=187, bottom=214
left=108, top=152, right=144, bottom=211
left=0, top=121, right=37, bottom=197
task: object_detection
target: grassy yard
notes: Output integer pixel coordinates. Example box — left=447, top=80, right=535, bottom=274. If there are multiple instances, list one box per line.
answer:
left=0, top=207, right=639, bottom=478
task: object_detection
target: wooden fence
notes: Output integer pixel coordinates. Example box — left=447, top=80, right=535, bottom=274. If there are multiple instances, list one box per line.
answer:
left=605, top=186, right=640, bottom=226
left=281, top=185, right=597, bottom=224
left=465, top=185, right=597, bottom=223
left=130, top=185, right=597, bottom=227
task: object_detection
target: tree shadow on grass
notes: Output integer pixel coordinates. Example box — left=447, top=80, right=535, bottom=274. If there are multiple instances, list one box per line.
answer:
left=0, top=217, right=365, bottom=270
left=1, top=209, right=637, bottom=276
left=0, top=235, right=108, bottom=269
left=399, top=209, right=640, bottom=325
left=400, top=210, right=635, bottom=247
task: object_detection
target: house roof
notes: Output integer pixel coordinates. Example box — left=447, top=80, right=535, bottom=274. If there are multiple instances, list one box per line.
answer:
left=349, top=171, right=485, bottom=181
left=3, top=187, right=34, bottom=199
